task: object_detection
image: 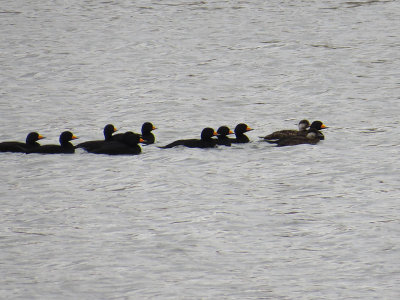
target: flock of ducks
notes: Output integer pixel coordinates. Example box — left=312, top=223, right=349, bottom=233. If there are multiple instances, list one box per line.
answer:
left=0, top=120, right=327, bottom=155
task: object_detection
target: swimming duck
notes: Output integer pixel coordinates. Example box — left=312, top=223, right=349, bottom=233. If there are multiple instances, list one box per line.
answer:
left=304, top=121, right=326, bottom=140
left=0, top=132, right=45, bottom=153
left=27, top=131, right=78, bottom=154
left=141, top=122, right=157, bottom=144
left=160, top=127, right=218, bottom=149
left=90, top=132, right=144, bottom=155
left=112, top=122, right=156, bottom=144
left=216, top=126, right=234, bottom=146
left=262, top=119, right=310, bottom=142
left=76, top=124, right=117, bottom=151
left=230, top=123, right=253, bottom=143
left=276, top=128, right=321, bottom=147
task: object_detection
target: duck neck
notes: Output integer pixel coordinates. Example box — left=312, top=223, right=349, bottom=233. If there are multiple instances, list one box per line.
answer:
left=104, top=133, right=113, bottom=141
left=61, top=141, right=73, bottom=148
left=236, top=133, right=249, bottom=142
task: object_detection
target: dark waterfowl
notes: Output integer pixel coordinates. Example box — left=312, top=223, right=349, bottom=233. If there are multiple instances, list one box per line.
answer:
left=276, top=128, right=321, bottom=147
left=262, top=119, right=310, bottom=142
left=304, top=121, right=326, bottom=140
left=292, top=121, right=326, bottom=140
left=230, top=123, right=253, bottom=144
left=160, top=127, right=218, bottom=149
left=27, top=131, right=78, bottom=154
left=0, top=132, right=45, bottom=153
left=309, top=120, right=326, bottom=131
left=90, top=132, right=144, bottom=155
left=76, top=124, right=117, bottom=151
left=216, top=126, right=234, bottom=146
left=141, top=122, right=157, bottom=144
left=112, top=122, right=157, bottom=144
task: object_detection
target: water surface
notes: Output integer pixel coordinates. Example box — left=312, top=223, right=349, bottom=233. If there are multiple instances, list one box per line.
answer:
left=1, top=0, right=399, bottom=299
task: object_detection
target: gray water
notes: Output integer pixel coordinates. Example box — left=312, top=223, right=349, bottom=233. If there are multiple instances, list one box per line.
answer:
left=1, top=0, right=399, bottom=299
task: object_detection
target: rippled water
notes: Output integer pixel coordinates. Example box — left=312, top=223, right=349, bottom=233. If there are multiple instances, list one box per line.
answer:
left=1, top=0, right=399, bottom=299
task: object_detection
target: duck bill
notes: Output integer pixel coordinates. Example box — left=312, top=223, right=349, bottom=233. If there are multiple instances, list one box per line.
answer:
left=213, top=131, right=218, bottom=136
left=246, top=127, right=253, bottom=132
left=139, top=138, right=145, bottom=143
left=152, top=126, right=157, bottom=130
left=228, top=130, right=234, bottom=135
left=320, top=124, right=327, bottom=129
left=38, top=135, right=45, bottom=140
left=72, top=135, right=78, bottom=140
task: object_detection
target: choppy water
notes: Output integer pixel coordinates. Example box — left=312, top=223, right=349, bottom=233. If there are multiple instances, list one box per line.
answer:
left=1, top=0, right=399, bottom=299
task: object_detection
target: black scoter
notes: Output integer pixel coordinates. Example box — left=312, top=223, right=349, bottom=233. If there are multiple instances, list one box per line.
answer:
left=231, top=123, right=253, bottom=144
left=90, top=132, right=144, bottom=155
left=216, top=126, right=234, bottom=146
left=276, top=128, right=321, bottom=147
left=309, top=121, right=327, bottom=131
left=262, top=119, right=310, bottom=142
left=293, top=121, right=326, bottom=140
left=160, top=127, right=218, bottom=149
left=76, top=124, right=117, bottom=151
left=27, top=131, right=78, bottom=154
left=141, top=122, right=157, bottom=144
left=0, top=132, right=45, bottom=153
